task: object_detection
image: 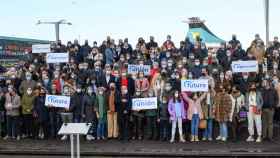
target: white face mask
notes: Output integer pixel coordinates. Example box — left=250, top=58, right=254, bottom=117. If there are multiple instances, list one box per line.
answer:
left=27, top=90, right=32, bottom=95
left=77, top=89, right=82, bottom=93
left=195, top=62, right=200, bottom=66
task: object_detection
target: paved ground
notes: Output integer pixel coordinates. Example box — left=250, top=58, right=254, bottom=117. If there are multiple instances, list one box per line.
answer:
left=0, top=138, right=280, bottom=157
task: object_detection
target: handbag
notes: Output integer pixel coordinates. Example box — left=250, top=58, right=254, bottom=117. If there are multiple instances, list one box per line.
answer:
left=199, top=119, right=207, bottom=129
left=252, top=106, right=261, bottom=115
left=238, top=107, right=247, bottom=122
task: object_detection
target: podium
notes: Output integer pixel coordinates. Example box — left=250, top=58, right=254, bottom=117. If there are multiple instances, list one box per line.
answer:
left=58, top=123, right=91, bottom=158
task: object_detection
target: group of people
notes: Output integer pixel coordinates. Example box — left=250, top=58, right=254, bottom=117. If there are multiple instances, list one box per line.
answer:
left=0, top=34, right=280, bottom=143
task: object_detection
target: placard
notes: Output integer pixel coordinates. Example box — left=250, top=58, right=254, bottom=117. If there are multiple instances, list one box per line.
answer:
left=231, top=60, right=258, bottom=73
left=128, top=65, right=151, bottom=75
left=46, top=53, right=69, bottom=63
left=45, top=95, right=70, bottom=108
left=181, top=79, right=208, bottom=92
left=132, top=97, right=157, bottom=110
left=32, top=44, right=50, bottom=53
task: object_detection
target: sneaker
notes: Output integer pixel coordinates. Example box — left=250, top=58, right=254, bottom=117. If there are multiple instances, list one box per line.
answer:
left=97, top=137, right=100, bottom=140
left=256, top=136, right=262, bottom=143
left=246, top=136, right=255, bottom=142
left=202, top=137, right=207, bottom=141
left=216, top=136, right=222, bottom=141
left=195, top=136, right=199, bottom=142
left=179, top=138, right=186, bottom=143
left=3, top=136, right=9, bottom=140
left=208, top=138, right=213, bottom=141
left=86, top=135, right=95, bottom=141
left=22, top=134, right=27, bottom=139
left=16, top=136, right=21, bottom=141
left=190, top=135, right=195, bottom=142
left=61, top=135, right=68, bottom=141
left=221, top=137, right=227, bottom=142
left=170, top=139, right=175, bottom=143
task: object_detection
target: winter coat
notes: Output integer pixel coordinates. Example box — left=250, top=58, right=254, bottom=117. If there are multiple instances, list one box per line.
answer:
left=33, top=96, right=49, bottom=122
left=21, top=94, right=35, bottom=115
left=168, top=99, right=186, bottom=121
left=213, top=92, right=232, bottom=122
left=5, top=93, right=21, bottom=116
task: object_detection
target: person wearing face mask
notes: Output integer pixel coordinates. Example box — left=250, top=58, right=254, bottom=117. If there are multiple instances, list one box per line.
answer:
left=182, top=92, right=207, bottom=142
left=21, top=88, right=35, bottom=139
left=70, top=85, right=84, bottom=123
left=106, top=83, right=121, bottom=139
left=118, top=86, right=131, bottom=141
left=60, top=86, right=74, bottom=141
left=162, top=35, right=175, bottom=51
left=190, top=59, right=202, bottom=79
left=95, top=87, right=107, bottom=140
left=213, top=84, right=232, bottom=142
left=131, top=90, right=145, bottom=140
left=146, top=36, right=158, bottom=50
left=52, top=71, right=62, bottom=94
left=33, top=88, right=49, bottom=140
left=229, top=34, right=240, bottom=50
left=4, top=87, right=21, bottom=140
left=19, top=72, right=36, bottom=96
left=145, top=90, right=158, bottom=140
left=157, top=94, right=170, bottom=141
left=82, top=87, right=97, bottom=141
left=168, top=90, right=186, bottom=143
left=272, top=76, right=280, bottom=124
left=261, top=80, right=278, bottom=141
left=0, top=89, right=5, bottom=138
left=135, top=71, right=150, bottom=97
left=245, top=83, right=263, bottom=143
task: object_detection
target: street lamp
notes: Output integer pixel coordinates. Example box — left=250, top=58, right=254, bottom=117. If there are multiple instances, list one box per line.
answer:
left=36, top=19, right=72, bottom=42
left=264, top=0, right=269, bottom=47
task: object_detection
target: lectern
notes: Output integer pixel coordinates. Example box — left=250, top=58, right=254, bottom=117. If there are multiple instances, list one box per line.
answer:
left=58, top=123, right=91, bottom=158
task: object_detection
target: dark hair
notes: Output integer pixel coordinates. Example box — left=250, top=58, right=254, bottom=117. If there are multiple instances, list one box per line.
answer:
left=172, top=90, right=181, bottom=103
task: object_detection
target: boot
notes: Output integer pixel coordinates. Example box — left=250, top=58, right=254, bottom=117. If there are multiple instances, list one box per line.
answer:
left=195, top=136, right=199, bottom=142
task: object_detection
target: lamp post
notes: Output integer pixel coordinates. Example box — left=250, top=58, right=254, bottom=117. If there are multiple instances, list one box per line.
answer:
left=264, top=0, right=269, bottom=47
left=36, top=19, right=72, bottom=42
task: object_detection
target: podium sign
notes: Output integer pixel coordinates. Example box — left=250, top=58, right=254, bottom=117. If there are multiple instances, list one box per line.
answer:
left=58, top=123, right=91, bottom=158
left=58, top=123, right=91, bottom=135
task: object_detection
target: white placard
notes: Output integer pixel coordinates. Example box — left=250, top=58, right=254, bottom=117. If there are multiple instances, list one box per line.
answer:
left=46, top=53, right=69, bottom=63
left=58, top=123, right=92, bottom=135
left=231, top=60, right=258, bottom=73
left=132, top=97, right=157, bottom=110
left=128, top=64, right=151, bottom=75
left=32, top=44, right=50, bottom=53
left=45, top=95, right=70, bottom=108
left=181, top=79, right=209, bottom=92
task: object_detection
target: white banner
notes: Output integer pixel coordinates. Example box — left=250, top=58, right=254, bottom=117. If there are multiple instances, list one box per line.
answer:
left=32, top=44, right=50, bottom=53
left=181, top=79, right=209, bottom=92
left=127, top=65, right=151, bottom=75
left=231, top=60, right=258, bottom=73
left=46, top=53, right=69, bottom=63
left=132, top=97, right=157, bottom=110
left=45, top=95, right=71, bottom=108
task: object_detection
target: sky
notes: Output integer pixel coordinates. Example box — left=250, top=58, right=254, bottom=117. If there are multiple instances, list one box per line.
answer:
left=1, top=0, right=280, bottom=48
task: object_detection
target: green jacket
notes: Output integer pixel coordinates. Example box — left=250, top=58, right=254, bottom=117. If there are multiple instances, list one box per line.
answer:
left=95, top=94, right=108, bottom=121
left=21, top=94, right=35, bottom=115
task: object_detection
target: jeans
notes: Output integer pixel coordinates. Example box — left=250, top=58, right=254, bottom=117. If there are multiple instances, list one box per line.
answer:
left=159, top=120, right=169, bottom=140
left=7, top=116, right=19, bottom=137
left=23, top=114, right=33, bottom=136
left=132, top=115, right=143, bottom=138
left=97, top=119, right=106, bottom=138
left=107, top=112, right=118, bottom=138
left=203, top=119, right=213, bottom=139
left=49, top=111, right=59, bottom=138
left=248, top=107, right=262, bottom=136
left=262, top=108, right=274, bottom=139
left=219, top=122, right=228, bottom=138
left=171, top=117, right=183, bottom=140
left=191, top=114, right=199, bottom=136
left=146, top=116, right=157, bottom=140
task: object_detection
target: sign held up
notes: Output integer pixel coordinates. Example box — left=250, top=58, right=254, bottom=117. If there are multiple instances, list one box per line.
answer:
left=32, top=44, right=51, bottom=53
left=181, top=79, right=209, bottom=92
left=231, top=60, right=258, bottom=73
left=45, top=95, right=71, bottom=108
left=46, top=53, right=69, bottom=63
left=132, top=97, right=157, bottom=110
left=127, top=65, right=151, bottom=76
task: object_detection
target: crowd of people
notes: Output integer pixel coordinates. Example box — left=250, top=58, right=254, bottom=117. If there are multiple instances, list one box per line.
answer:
left=0, top=34, right=280, bottom=143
